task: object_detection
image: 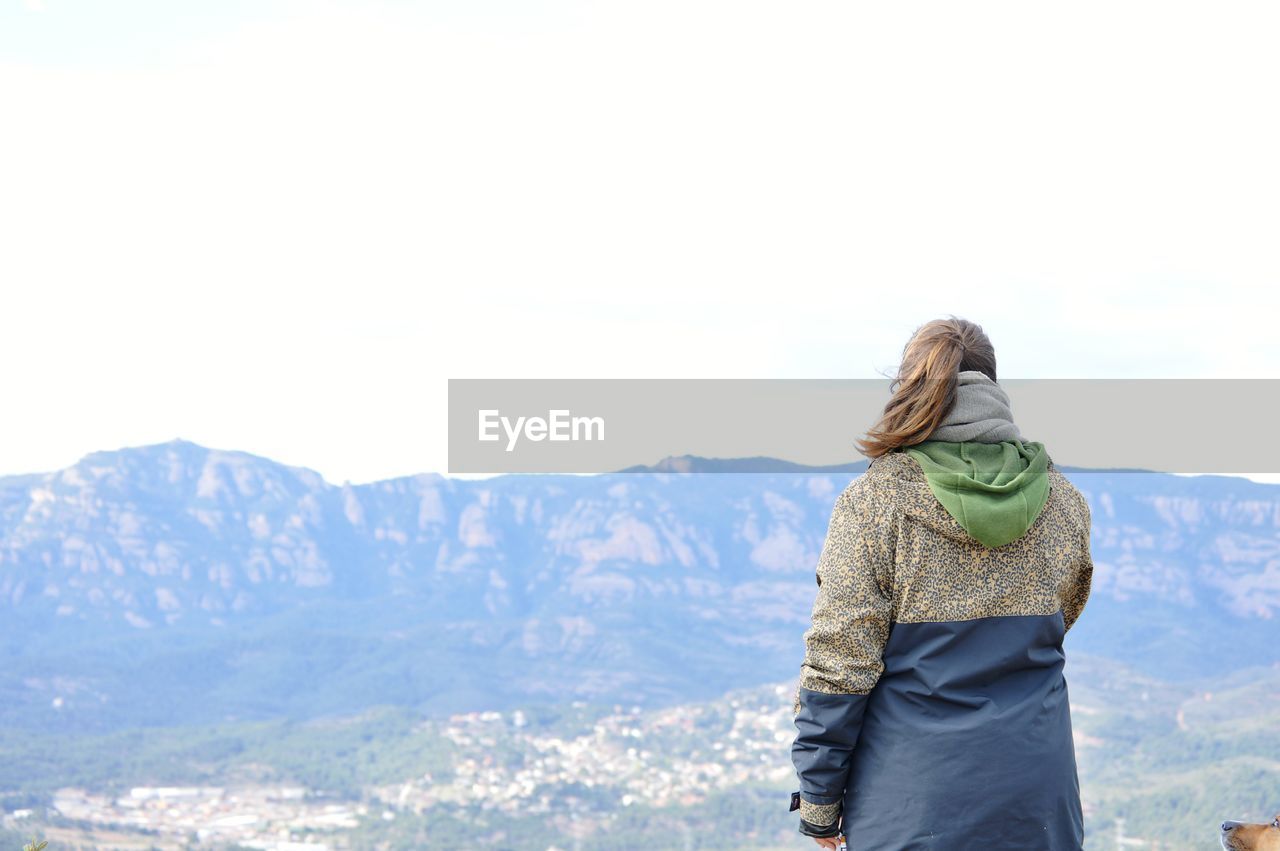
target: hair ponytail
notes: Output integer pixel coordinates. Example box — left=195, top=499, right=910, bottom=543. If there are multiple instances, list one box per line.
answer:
left=856, top=317, right=997, bottom=458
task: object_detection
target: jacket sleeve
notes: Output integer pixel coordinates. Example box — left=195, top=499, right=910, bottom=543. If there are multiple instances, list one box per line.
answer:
left=790, top=477, right=897, bottom=837
left=1062, top=490, right=1093, bottom=633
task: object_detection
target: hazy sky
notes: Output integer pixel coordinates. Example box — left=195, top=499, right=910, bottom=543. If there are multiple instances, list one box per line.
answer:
left=2, top=0, right=1277, bottom=483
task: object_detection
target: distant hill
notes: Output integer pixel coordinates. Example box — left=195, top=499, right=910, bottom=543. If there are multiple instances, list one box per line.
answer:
left=1, top=439, right=1277, bottom=733
left=617, top=455, right=869, bottom=474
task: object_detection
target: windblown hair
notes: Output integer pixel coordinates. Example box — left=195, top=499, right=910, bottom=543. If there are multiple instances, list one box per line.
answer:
left=856, top=317, right=998, bottom=458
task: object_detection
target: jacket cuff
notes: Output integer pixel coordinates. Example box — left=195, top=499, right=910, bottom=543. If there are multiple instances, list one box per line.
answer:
left=799, top=816, right=841, bottom=838
left=797, top=792, right=841, bottom=836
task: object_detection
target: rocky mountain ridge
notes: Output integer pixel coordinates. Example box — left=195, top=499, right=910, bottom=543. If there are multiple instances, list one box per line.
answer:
left=2, top=439, right=1277, bottom=731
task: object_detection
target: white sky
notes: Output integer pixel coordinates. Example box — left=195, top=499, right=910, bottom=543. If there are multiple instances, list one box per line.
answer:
left=1, top=0, right=1278, bottom=483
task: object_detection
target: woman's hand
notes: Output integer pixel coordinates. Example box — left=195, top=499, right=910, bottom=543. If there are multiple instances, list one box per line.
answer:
left=811, top=835, right=841, bottom=849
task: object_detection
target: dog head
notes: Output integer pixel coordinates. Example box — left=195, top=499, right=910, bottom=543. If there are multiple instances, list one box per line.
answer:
left=1221, top=814, right=1280, bottom=851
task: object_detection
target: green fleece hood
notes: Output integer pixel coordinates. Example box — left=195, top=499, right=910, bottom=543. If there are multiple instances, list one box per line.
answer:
left=902, top=439, right=1050, bottom=549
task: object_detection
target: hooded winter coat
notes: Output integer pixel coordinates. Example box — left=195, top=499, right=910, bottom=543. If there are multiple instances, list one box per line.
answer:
left=790, top=372, right=1094, bottom=849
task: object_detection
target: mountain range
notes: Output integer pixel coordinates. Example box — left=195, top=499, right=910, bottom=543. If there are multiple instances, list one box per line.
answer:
left=2, top=439, right=1277, bottom=735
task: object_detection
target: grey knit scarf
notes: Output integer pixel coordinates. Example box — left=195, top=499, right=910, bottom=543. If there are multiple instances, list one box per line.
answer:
left=928, top=370, right=1024, bottom=443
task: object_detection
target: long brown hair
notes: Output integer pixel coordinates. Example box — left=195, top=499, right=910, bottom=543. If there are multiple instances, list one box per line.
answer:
left=856, top=317, right=998, bottom=458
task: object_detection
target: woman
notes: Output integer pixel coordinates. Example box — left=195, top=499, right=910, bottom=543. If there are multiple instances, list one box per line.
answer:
left=790, top=317, right=1094, bottom=850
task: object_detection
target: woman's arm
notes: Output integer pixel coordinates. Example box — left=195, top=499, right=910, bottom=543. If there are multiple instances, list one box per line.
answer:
left=791, top=477, right=896, bottom=837
left=1061, top=487, right=1093, bottom=633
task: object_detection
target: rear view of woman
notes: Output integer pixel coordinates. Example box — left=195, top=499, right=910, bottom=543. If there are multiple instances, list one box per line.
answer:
left=790, top=317, right=1094, bottom=850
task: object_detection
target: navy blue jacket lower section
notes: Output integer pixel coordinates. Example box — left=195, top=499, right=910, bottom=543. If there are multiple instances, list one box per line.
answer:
left=796, top=612, right=1083, bottom=850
